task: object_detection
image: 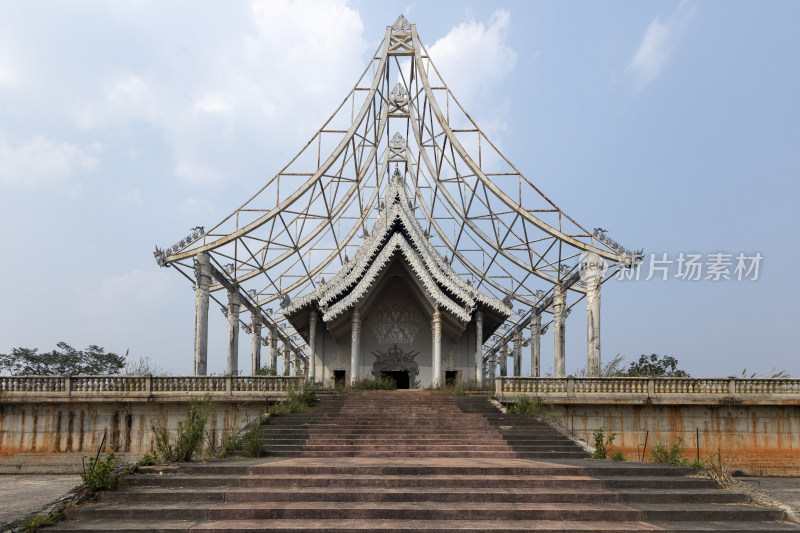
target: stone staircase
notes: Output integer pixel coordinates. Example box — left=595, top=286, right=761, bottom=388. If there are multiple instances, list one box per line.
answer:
left=235, top=392, right=347, bottom=457
left=297, top=390, right=518, bottom=458
left=45, top=390, right=799, bottom=532
left=456, top=395, right=591, bottom=459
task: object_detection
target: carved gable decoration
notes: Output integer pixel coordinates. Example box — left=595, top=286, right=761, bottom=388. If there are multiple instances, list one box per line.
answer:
left=366, top=282, right=425, bottom=345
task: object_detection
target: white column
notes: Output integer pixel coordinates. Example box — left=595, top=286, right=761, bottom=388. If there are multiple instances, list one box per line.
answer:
left=475, top=311, right=484, bottom=386
left=193, top=252, right=211, bottom=376
left=308, top=312, right=317, bottom=381
left=488, top=350, right=496, bottom=380
left=350, top=311, right=361, bottom=384
left=226, top=289, right=240, bottom=375
left=513, top=328, right=522, bottom=376
left=293, top=349, right=300, bottom=377
left=585, top=253, right=603, bottom=377
left=268, top=326, right=278, bottom=371
left=432, top=308, right=442, bottom=387
left=499, top=345, right=507, bottom=377
left=251, top=313, right=262, bottom=374
left=530, top=313, right=541, bottom=377
left=282, top=342, right=290, bottom=376
left=553, top=284, right=566, bottom=377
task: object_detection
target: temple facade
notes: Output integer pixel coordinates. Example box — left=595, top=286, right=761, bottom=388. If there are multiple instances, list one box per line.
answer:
left=284, top=166, right=511, bottom=388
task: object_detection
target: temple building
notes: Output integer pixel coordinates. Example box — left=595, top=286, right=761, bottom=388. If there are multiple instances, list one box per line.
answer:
left=283, top=164, right=512, bottom=388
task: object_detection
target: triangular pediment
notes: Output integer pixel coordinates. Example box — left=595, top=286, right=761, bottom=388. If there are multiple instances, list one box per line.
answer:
left=284, top=169, right=511, bottom=337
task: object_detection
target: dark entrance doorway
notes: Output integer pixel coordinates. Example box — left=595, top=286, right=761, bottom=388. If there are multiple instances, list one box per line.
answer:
left=382, top=371, right=410, bottom=389
left=445, top=371, right=458, bottom=386
left=333, top=370, right=346, bottom=388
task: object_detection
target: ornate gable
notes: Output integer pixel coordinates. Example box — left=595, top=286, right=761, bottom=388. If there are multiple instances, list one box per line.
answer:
left=284, top=165, right=511, bottom=334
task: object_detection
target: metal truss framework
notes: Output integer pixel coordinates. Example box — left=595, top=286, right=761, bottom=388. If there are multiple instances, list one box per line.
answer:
left=157, top=17, right=636, bottom=367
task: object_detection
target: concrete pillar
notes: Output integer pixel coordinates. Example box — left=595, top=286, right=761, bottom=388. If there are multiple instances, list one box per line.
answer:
left=293, top=348, right=300, bottom=377
left=475, top=311, right=484, bottom=386
left=251, top=314, right=262, bottom=374
left=499, top=345, right=507, bottom=377
left=530, top=313, right=541, bottom=377
left=553, top=284, right=566, bottom=377
left=268, top=326, right=278, bottom=371
left=432, top=307, right=442, bottom=387
left=350, top=310, right=361, bottom=384
left=308, top=312, right=317, bottom=381
left=488, top=350, right=496, bottom=380
left=584, top=253, right=603, bottom=377
left=513, top=328, right=522, bottom=376
left=282, top=342, right=291, bottom=376
left=226, top=289, right=240, bottom=375
left=193, top=252, right=211, bottom=376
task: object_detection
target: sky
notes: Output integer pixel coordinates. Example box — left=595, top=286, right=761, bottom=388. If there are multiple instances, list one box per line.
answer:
left=0, top=1, right=798, bottom=377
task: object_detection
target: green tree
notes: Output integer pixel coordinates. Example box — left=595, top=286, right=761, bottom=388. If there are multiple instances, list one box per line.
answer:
left=0, top=342, right=125, bottom=375
left=625, top=354, right=688, bottom=377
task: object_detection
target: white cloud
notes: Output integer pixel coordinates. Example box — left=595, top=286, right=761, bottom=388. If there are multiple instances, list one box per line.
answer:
left=426, top=10, right=517, bottom=104
left=194, top=93, right=234, bottom=115
left=121, top=188, right=142, bottom=204
left=174, top=160, right=226, bottom=189
left=246, top=0, right=366, bottom=95
left=0, top=133, right=98, bottom=188
left=628, top=3, right=694, bottom=91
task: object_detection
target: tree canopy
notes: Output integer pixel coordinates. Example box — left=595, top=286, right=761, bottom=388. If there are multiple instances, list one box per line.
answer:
left=624, top=354, right=689, bottom=377
left=0, top=342, right=126, bottom=375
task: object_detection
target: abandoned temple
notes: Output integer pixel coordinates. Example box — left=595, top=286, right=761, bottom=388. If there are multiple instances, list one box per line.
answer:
left=155, top=19, right=627, bottom=389
left=1, top=15, right=799, bottom=533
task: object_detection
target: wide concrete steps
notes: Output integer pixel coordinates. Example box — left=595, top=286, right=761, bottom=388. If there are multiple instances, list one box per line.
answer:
left=193, top=457, right=658, bottom=532
left=192, top=519, right=661, bottom=532
left=290, top=391, right=519, bottom=459
left=454, top=396, right=592, bottom=460
left=47, top=460, right=266, bottom=533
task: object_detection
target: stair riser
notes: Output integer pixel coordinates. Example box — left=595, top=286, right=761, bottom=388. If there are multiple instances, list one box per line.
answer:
left=207, top=508, right=643, bottom=521
left=224, top=492, right=619, bottom=504
left=238, top=478, right=604, bottom=489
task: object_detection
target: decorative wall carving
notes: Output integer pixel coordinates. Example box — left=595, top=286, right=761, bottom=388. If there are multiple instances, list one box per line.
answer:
left=371, top=344, right=420, bottom=388
left=366, top=282, right=425, bottom=345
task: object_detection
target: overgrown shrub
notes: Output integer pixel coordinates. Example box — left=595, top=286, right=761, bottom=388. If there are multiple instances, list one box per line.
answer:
left=244, top=427, right=266, bottom=458
left=254, top=366, right=277, bottom=376
left=23, top=512, right=60, bottom=531
left=349, top=376, right=397, bottom=390
left=506, top=396, right=547, bottom=415
left=151, top=397, right=212, bottom=462
left=268, top=388, right=317, bottom=415
left=139, top=451, right=157, bottom=466
left=591, top=427, right=616, bottom=459
left=649, top=436, right=688, bottom=466
left=610, top=450, right=626, bottom=461
left=81, top=452, right=119, bottom=491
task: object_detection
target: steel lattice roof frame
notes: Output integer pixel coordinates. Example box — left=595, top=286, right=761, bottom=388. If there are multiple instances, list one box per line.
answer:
left=156, top=18, right=637, bottom=361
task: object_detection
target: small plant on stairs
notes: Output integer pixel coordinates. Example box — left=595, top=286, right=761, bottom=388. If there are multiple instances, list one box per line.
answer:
left=591, top=426, right=616, bottom=459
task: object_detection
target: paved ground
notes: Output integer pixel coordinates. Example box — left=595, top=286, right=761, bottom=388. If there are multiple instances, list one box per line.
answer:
left=0, top=475, right=80, bottom=527
left=740, top=477, right=800, bottom=514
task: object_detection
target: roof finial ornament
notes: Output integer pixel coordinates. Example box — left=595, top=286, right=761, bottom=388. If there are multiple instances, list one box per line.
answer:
left=392, top=163, right=403, bottom=182
left=392, top=14, right=411, bottom=33
left=390, top=131, right=405, bottom=149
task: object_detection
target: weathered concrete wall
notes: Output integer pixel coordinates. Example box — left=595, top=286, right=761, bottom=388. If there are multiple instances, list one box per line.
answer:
left=0, top=399, right=269, bottom=457
left=539, top=402, right=799, bottom=476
